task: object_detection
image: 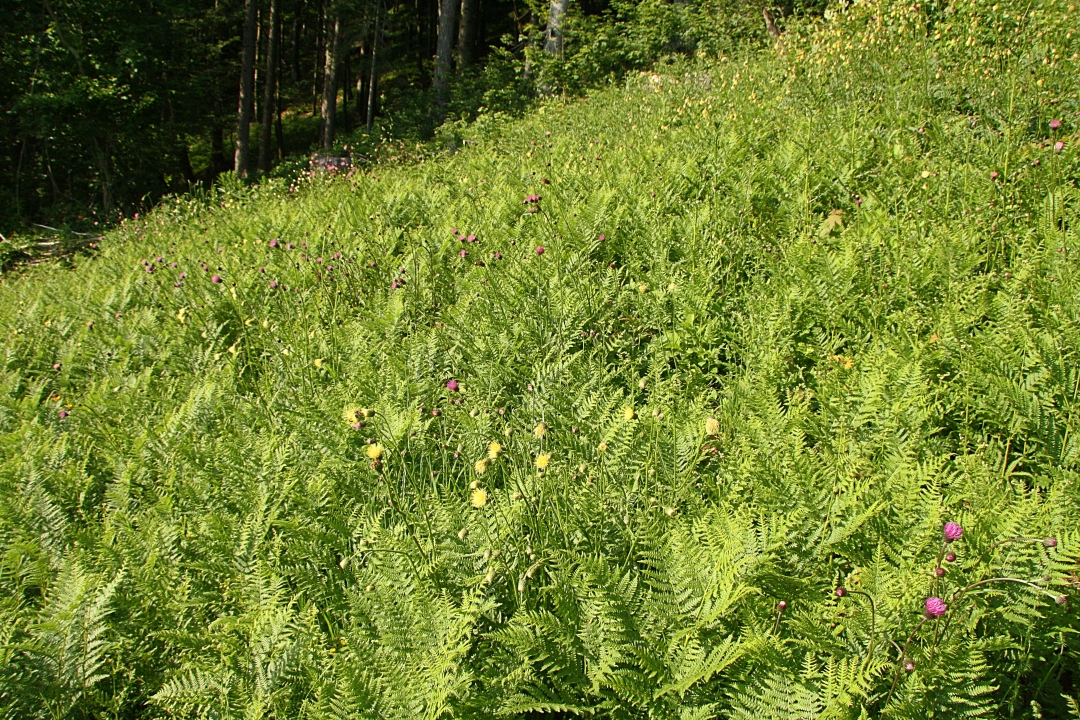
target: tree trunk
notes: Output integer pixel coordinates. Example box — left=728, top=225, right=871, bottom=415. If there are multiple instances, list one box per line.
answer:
left=432, top=0, right=457, bottom=124
left=366, top=5, right=382, bottom=132
left=234, top=0, right=259, bottom=178
left=320, top=14, right=342, bottom=150
left=544, top=0, right=567, bottom=56
left=456, top=0, right=478, bottom=70
left=258, top=0, right=281, bottom=173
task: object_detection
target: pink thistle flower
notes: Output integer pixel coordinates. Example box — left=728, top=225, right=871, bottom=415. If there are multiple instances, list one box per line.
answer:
left=59, top=410, right=68, bottom=419
left=935, top=567, right=945, bottom=577
left=317, top=257, right=323, bottom=263
left=286, top=243, right=295, bottom=250
left=1050, top=119, right=1061, bottom=130
left=494, top=252, right=502, bottom=260
left=179, top=273, right=186, bottom=279
left=990, top=171, right=999, bottom=180
left=945, top=552, right=956, bottom=562
left=333, top=252, right=341, bottom=260
left=598, top=234, right=606, bottom=242
left=459, top=250, right=467, bottom=258
left=467, top=234, right=476, bottom=242
left=1054, top=141, right=1065, bottom=154
left=211, top=274, right=222, bottom=283
left=451, top=227, right=458, bottom=235
left=943, top=522, right=963, bottom=542
left=1043, top=537, right=1057, bottom=547
left=270, top=280, right=278, bottom=288
left=269, top=239, right=279, bottom=248
left=904, top=659, right=915, bottom=672
left=446, top=380, right=459, bottom=391
left=924, top=597, right=947, bottom=617
left=535, top=246, right=545, bottom=255
left=835, top=587, right=846, bottom=597
left=777, top=600, right=787, bottom=610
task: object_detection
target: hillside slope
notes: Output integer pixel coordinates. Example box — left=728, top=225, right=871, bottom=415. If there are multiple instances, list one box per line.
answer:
left=2, top=1, right=1079, bottom=716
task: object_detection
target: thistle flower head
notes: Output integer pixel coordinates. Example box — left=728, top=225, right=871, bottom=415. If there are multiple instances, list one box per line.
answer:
left=536, top=453, right=551, bottom=470
left=366, top=444, right=384, bottom=460
left=211, top=274, right=222, bottom=284
left=446, top=379, right=459, bottom=391
left=534, top=422, right=548, bottom=438
left=535, top=245, right=545, bottom=255
left=1050, top=119, right=1061, bottom=130
left=705, top=417, right=720, bottom=436
left=943, top=522, right=963, bottom=542
left=924, top=597, right=947, bottom=617
left=1043, top=537, right=1057, bottom=548
left=1054, top=141, right=1065, bottom=154
left=623, top=406, right=635, bottom=421
left=343, top=407, right=363, bottom=425
left=488, top=442, right=503, bottom=460
left=475, top=458, right=490, bottom=475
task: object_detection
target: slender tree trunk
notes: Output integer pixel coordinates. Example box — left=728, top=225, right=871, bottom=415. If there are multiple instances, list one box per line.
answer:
left=258, top=0, right=281, bottom=173
left=544, top=0, right=567, bottom=56
left=320, top=14, right=342, bottom=150
left=432, top=0, right=457, bottom=123
left=456, top=0, right=478, bottom=70
left=235, top=0, right=259, bottom=177
left=366, top=5, right=382, bottom=131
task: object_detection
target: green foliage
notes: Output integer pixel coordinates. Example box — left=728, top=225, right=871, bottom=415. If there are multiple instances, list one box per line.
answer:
left=2, top=0, right=1080, bottom=716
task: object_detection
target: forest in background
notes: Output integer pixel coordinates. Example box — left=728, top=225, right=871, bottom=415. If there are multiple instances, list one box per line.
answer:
left=0, top=0, right=784, bottom=235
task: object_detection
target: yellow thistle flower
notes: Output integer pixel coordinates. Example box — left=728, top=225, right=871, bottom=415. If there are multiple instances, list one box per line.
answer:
left=343, top=407, right=363, bottom=425
left=536, top=453, right=551, bottom=470
left=314, top=358, right=324, bottom=369
left=475, top=458, right=490, bottom=475
left=487, top=441, right=503, bottom=460
left=705, top=417, right=720, bottom=436
left=534, top=422, right=548, bottom=438
left=623, top=406, right=635, bottom=421
left=470, top=488, right=489, bottom=508
left=598, top=442, right=608, bottom=452
left=366, top=444, right=384, bottom=460
left=638, top=284, right=648, bottom=293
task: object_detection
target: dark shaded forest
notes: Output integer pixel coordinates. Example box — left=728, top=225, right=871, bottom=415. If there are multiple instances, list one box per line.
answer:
left=0, top=0, right=784, bottom=235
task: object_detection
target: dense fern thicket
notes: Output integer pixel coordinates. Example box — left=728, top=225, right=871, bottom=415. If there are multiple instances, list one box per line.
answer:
left=2, top=0, right=1079, bottom=716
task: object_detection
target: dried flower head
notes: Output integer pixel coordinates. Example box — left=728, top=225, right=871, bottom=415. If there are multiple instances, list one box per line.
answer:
left=705, top=417, right=721, bottom=436
left=534, top=422, right=548, bottom=438
left=598, top=442, right=608, bottom=452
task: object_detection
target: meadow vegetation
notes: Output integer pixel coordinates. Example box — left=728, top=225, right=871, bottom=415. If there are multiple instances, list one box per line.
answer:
left=1, top=0, right=1079, bottom=716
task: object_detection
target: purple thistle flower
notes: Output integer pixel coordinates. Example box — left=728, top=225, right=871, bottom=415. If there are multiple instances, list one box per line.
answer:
left=156, top=256, right=164, bottom=263
left=598, top=234, right=606, bottom=242
left=943, top=522, right=963, bottom=542
left=1050, top=119, right=1061, bottom=130
left=467, top=234, right=476, bottom=242
left=317, top=257, right=323, bottom=263
left=211, top=274, right=222, bottom=284
left=171, top=262, right=177, bottom=268
left=535, top=245, right=545, bottom=255
left=1054, top=141, right=1065, bottom=154
left=990, top=171, right=999, bottom=180
left=494, top=252, right=503, bottom=260
left=270, top=280, right=278, bottom=288
left=451, top=227, right=458, bottom=235
left=446, top=379, right=459, bottom=391
left=390, top=280, right=399, bottom=289
left=459, top=250, right=467, bottom=258
left=904, top=659, right=915, bottom=672
left=179, top=273, right=186, bottom=279
left=269, top=238, right=279, bottom=248
left=59, top=410, right=68, bottom=419
left=925, top=597, right=947, bottom=617
left=1043, top=537, right=1058, bottom=548
left=333, top=252, right=341, bottom=260
left=259, top=267, right=265, bottom=273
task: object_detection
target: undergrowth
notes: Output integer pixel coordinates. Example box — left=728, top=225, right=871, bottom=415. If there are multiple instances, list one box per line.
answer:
left=1, top=0, right=1079, bottom=716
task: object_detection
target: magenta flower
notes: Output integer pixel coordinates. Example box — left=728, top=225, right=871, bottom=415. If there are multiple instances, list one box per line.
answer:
left=451, top=227, right=458, bottom=235
left=835, top=587, right=846, bottom=597
left=943, top=522, right=963, bottom=542
left=925, top=597, right=947, bottom=617
left=270, top=280, right=278, bottom=288
left=990, top=171, right=999, bottom=180
left=1054, top=141, right=1065, bottom=154
left=598, top=234, right=606, bottom=242
left=459, top=249, right=467, bottom=258
left=1050, top=119, right=1061, bottom=130
left=493, top=252, right=502, bottom=260
left=211, top=274, right=222, bottom=283
left=935, top=567, right=945, bottom=577
left=777, top=600, right=787, bottom=610
left=467, top=234, right=476, bottom=242
left=524, top=194, right=541, bottom=204
left=58, top=410, right=68, bottom=419
left=535, top=245, right=545, bottom=255
left=446, top=379, right=459, bottom=391
left=316, top=257, right=323, bottom=263
left=269, top=238, right=279, bottom=248
left=945, top=552, right=956, bottom=562
left=179, top=273, right=186, bottom=279
left=333, top=252, right=341, bottom=260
